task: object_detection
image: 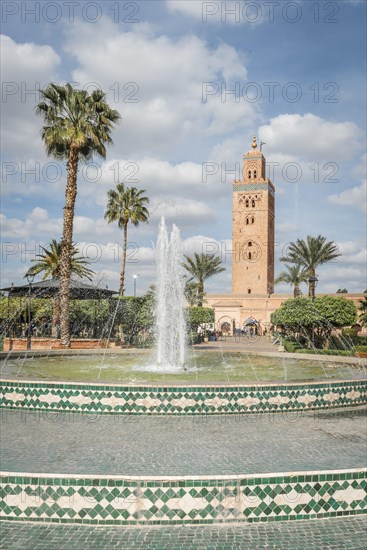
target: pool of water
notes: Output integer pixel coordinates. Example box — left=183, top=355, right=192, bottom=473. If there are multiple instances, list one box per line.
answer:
left=1, top=351, right=365, bottom=383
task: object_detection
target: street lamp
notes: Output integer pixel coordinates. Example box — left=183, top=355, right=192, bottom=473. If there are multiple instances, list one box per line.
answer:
left=25, top=270, right=35, bottom=350
left=308, top=274, right=318, bottom=347
left=133, top=274, right=140, bottom=298
left=308, top=274, right=318, bottom=302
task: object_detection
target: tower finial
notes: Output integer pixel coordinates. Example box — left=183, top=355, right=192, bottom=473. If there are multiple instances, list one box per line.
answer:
left=252, top=136, right=257, bottom=149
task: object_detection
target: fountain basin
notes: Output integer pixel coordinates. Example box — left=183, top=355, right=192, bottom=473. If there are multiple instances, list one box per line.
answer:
left=1, top=352, right=366, bottom=414
left=1, top=408, right=366, bottom=524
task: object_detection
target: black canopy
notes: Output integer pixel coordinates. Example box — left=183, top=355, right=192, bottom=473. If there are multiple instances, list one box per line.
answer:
left=1, top=278, right=118, bottom=300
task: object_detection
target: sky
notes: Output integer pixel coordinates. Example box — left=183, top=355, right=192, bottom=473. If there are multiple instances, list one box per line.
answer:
left=1, top=0, right=366, bottom=296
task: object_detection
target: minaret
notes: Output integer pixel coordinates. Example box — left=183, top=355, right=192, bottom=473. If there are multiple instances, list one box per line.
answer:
left=232, top=136, right=275, bottom=295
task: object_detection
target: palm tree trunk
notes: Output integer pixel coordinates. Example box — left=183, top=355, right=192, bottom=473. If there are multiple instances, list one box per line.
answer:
left=294, top=286, right=301, bottom=298
left=119, top=221, right=128, bottom=295
left=198, top=279, right=204, bottom=307
left=60, top=146, right=79, bottom=347
left=51, top=296, right=60, bottom=338
left=308, top=268, right=315, bottom=298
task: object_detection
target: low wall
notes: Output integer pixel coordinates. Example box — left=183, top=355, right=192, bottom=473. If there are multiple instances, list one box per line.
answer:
left=1, top=468, right=365, bottom=524
left=1, top=378, right=366, bottom=415
left=3, top=338, right=119, bottom=351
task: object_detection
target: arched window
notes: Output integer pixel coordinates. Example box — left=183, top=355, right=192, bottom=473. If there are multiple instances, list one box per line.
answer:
left=252, top=199, right=255, bottom=207
left=246, top=218, right=249, bottom=225
left=248, top=252, right=252, bottom=260
left=251, top=217, right=255, bottom=224
left=245, top=199, right=249, bottom=208
left=253, top=170, right=257, bottom=178
left=248, top=170, right=251, bottom=179
left=248, top=241, right=252, bottom=247
left=248, top=288, right=251, bottom=294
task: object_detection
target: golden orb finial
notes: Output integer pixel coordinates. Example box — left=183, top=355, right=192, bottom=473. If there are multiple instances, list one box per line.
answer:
left=252, top=136, right=257, bottom=149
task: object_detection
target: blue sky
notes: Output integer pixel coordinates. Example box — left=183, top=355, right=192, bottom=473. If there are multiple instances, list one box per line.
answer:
left=1, top=0, right=366, bottom=295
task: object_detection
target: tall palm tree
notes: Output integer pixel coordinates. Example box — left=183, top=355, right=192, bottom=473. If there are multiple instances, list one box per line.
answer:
left=36, top=83, right=120, bottom=346
left=30, top=239, right=94, bottom=336
left=104, top=184, right=149, bottom=295
left=280, top=235, right=341, bottom=296
left=275, top=265, right=309, bottom=297
left=182, top=253, right=225, bottom=307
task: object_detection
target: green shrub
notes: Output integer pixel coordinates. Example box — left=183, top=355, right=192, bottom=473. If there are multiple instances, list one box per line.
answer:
left=355, top=345, right=367, bottom=353
left=284, top=340, right=295, bottom=353
left=341, top=328, right=358, bottom=337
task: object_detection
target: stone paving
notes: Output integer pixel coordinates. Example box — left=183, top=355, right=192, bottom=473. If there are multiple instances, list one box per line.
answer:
left=1, top=407, right=366, bottom=476
left=1, top=516, right=366, bottom=549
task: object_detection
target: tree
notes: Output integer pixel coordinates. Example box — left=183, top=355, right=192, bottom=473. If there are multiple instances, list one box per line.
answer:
left=104, top=184, right=149, bottom=295
left=271, top=296, right=356, bottom=348
left=36, top=83, right=120, bottom=347
left=336, top=289, right=348, bottom=293
left=182, top=253, right=225, bottom=306
left=358, top=295, right=367, bottom=327
left=280, top=235, right=341, bottom=296
left=186, top=307, right=215, bottom=331
left=275, top=265, right=309, bottom=297
left=30, top=239, right=94, bottom=336
left=184, top=280, right=204, bottom=307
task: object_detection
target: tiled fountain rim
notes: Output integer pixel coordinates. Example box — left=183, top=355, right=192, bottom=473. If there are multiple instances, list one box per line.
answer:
left=2, top=467, right=365, bottom=482
left=1, top=377, right=366, bottom=389
left=2, top=468, right=366, bottom=524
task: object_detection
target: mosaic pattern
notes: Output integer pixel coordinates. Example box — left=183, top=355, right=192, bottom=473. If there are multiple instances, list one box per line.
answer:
left=233, top=183, right=275, bottom=196
left=0, top=379, right=366, bottom=415
left=1, top=470, right=366, bottom=524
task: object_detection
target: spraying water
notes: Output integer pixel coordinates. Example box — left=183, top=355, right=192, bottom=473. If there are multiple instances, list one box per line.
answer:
left=155, top=217, right=186, bottom=369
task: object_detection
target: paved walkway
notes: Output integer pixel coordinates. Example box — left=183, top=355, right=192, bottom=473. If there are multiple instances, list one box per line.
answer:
left=1, top=516, right=366, bottom=549
left=1, top=407, right=366, bottom=476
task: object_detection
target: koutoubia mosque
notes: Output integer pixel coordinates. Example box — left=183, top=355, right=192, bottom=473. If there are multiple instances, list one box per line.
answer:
left=205, top=137, right=361, bottom=333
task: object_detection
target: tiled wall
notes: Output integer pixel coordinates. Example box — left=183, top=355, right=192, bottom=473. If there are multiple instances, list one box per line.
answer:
left=0, top=379, right=366, bottom=415
left=1, top=469, right=366, bottom=524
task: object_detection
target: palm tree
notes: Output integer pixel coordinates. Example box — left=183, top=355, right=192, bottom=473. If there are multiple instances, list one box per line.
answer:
left=184, top=280, right=204, bottom=307
left=182, top=253, right=225, bottom=307
left=30, top=239, right=94, bottom=337
left=36, top=83, right=120, bottom=346
left=280, top=235, right=341, bottom=296
left=275, top=265, right=309, bottom=297
left=104, top=184, right=149, bottom=295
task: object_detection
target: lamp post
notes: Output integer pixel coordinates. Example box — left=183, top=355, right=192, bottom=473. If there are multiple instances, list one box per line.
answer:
left=7, top=283, right=14, bottom=337
left=133, top=274, right=140, bottom=298
left=25, top=270, right=35, bottom=350
left=308, top=274, right=318, bottom=347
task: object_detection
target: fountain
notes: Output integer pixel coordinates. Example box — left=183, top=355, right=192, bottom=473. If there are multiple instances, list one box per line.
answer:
left=0, top=219, right=366, bottom=529
left=155, top=217, right=186, bottom=369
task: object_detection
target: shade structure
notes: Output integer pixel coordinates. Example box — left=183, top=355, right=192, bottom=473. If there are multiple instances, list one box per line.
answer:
left=244, top=317, right=259, bottom=326
left=1, top=278, right=118, bottom=300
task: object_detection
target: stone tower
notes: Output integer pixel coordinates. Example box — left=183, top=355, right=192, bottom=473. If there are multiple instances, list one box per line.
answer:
left=232, top=137, right=275, bottom=295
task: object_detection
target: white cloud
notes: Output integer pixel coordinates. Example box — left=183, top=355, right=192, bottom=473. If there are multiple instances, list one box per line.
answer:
left=328, top=180, right=367, bottom=213
left=259, top=113, right=364, bottom=162
left=62, top=20, right=256, bottom=158
left=0, top=35, right=60, bottom=159
left=166, top=0, right=206, bottom=18
left=166, top=1, right=268, bottom=25
left=0, top=208, right=62, bottom=239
